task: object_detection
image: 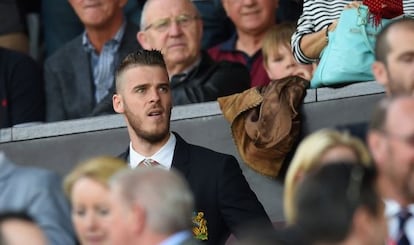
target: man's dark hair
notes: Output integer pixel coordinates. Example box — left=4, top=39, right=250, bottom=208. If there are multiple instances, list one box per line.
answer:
left=375, top=18, right=414, bottom=64
left=115, top=49, right=167, bottom=91
left=294, top=162, right=380, bottom=244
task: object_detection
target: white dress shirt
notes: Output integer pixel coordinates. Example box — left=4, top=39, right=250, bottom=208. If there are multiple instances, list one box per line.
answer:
left=385, top=199, right=414, bottom=243
left=129, top=133, right=176, bottom=169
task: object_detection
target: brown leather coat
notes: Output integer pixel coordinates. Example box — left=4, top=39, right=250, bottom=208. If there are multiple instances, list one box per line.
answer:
left=218, top=76, right=309, bottom=177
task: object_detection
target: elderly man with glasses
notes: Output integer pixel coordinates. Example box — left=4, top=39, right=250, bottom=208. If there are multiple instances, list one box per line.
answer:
left=137, top=0, right=250, bottom=106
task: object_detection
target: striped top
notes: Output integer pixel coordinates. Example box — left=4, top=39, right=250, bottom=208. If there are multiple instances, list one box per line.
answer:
left=291, top=0, right=414, bottom=64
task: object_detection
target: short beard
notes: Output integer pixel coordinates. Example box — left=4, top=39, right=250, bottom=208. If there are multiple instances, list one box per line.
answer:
left=131, top=123, right=170, bottom=144
left=387, top=70, right=409, bottom=96
left=124, top=105, right=171, bottom=144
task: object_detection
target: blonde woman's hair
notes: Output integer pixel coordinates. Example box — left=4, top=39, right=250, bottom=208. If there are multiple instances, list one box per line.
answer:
left=262, top=22, right=297, bottom=67
left=63, top=156, right=127, bottom=199
left=284, top=129, right=371, bottom=224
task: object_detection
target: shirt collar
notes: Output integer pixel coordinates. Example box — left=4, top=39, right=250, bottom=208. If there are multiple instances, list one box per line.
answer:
left=159, top=231, right=191, bottom=245
left=384, top=199, right=414, bottom=218
left=169, top=56, right=202, bottom=81
left=82, top=20, right=127, bottom=53
left=217, top=33, right=262, bottom=59
left=129, top=133, right=176, bottom=169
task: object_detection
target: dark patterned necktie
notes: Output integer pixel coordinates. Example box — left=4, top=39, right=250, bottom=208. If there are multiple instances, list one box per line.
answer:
left=138, top=158, right=160, bottom=167
left=397, top=209, right=411, bottom=245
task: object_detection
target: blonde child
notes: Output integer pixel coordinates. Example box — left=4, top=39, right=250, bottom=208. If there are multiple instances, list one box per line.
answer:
left=262, top=23, right=315, bottom=81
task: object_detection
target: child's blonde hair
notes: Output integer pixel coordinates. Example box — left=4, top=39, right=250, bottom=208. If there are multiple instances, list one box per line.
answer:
left=262, top=22, right=297, bottom=66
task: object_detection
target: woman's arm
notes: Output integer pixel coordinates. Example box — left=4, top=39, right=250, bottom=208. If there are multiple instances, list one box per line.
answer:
left=292, top=0, right=358, bottom=64
left=299, top=21, right=337, bottom=61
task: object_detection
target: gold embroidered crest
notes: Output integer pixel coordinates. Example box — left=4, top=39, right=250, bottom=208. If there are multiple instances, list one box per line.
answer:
left=192, top=211, right=208, bottom=240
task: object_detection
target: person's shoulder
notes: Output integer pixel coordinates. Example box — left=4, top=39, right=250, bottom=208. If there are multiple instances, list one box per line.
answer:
left=203, top=52, right=246, bottom=70
left=215, top=59, right=248, bottom=72
left=45, top=34, right=83, bottom=66
left=207, top=43, right=223, bottom=58
left=12, top=165, right=61, bottom=187
left=207, top=34, right=236, bottom=53
left=0, top=47, right=38, bottom=68
left=190, top=143, right=233, bottom=158
left=176, top=133, right=235, bottom=161
left=125, top=20, right=139, bottom=33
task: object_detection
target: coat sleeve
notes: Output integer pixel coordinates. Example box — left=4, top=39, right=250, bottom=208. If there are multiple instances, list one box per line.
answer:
left=27, top=171, right=77, bottom=245
left=217, top=155, right=272, bottom=235
left=8, top=51, right=45, bottom=125
left=291, top=0, right=318, bottom=64
left=44, top=59, right=66, bottom=122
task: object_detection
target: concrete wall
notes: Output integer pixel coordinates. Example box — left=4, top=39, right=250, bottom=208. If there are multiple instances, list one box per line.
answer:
left=0, top=81, right=385, bottom=222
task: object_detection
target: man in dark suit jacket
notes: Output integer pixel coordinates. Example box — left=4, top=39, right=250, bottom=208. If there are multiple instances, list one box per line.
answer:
left=137, top=0, right=249, bottom=106
left=0, top=47, right=44, bottom=128
left=113, top=49, right=271, bottom=245
left=44, top=0, right=140, bottom=122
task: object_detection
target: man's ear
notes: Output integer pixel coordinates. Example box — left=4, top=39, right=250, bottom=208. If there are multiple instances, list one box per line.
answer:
left=367, top=131, right=386, bottom=168
left=113, top=93, right=124, bottom=113
left=137, top=31, right=151, bottom=49
left=132, top=204, right=146, bottom=235
left=372, top=61, right=389, bottom=92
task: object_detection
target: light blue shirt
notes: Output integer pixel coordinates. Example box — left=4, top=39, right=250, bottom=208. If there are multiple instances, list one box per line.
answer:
left=385, top=199, right=414, bottom=244
left=160, top=231, right=192, bottom=245
left=0, top=152, right=76, bottom=245
left=82, top=21, right=126, bottom=103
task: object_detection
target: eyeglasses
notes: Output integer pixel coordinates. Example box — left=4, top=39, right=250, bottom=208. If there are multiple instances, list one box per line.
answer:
left=144, top=14, right=200, bottom=32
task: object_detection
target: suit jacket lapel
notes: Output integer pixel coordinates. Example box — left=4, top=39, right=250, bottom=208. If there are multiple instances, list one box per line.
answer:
left=119, top=148, right=129, bottom=164
left=72, top=38, right=95, bottom=112
left=171, top=132, right=191, bottom=178
left=92, top=22, right=140, bottom=116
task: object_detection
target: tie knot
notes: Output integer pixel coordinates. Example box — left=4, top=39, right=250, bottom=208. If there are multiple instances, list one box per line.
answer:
left=398, top=209, right=412, bottom=221
left=396, top=209, right=411, bottom=245
left=139, top=158, right=160, bottom=167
